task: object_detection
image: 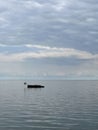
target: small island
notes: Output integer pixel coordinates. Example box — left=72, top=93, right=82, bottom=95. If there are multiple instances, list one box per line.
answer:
left=27, top=84, right=45, bottom=88
left=24, top=82, right=45, bottom=88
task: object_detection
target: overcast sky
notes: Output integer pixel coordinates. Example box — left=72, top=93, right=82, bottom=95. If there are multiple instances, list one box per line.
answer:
left=0, top=0, right=98, bottom=79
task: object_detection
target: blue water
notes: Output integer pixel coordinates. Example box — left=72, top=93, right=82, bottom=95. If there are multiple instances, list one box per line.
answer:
left=0, top=80, right=98, bottom=130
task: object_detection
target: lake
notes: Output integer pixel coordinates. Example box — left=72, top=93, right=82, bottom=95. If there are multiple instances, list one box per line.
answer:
left=0, top=80, right=98, bottom=130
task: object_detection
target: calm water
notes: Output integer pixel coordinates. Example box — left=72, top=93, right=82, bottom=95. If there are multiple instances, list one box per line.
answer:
left=0, top=80, right=98, bottom=130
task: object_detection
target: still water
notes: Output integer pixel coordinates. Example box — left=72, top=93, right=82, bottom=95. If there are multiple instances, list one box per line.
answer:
left=0, top=80, right=98, bottom=130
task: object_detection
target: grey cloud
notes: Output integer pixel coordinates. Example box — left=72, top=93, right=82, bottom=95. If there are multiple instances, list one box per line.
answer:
left=0, top=0, right=98, bottom=79
left=0, top=0, right=98, bottom=54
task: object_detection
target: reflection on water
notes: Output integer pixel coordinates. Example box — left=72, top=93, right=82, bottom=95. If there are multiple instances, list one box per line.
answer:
left=0, top=80, right=98, bottom=129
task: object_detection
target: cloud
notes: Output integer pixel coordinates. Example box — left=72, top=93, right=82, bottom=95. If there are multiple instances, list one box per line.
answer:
left=0, top=0, right=98, bottom=53
left=0, top=0, right=98, bottom=79
left=51, top=0, right=70, bottom=12
left=0, top=45, right=97, bottom=62
left=23, top=1, right=44, bottom=9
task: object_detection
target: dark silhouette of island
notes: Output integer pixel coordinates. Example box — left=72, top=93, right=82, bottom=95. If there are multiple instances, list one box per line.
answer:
left=24, top=82, right=45, bottom=88
left=27, top=84, right=44, bottom=88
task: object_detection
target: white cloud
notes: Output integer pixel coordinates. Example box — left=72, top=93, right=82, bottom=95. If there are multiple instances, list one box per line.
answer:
left=52, top=1, right=68, bottom=11
left=0, top=44, right=7, bottom=47
left=0, top=45, right=98, bottom=62
left=24, top=1, right=44, bottom=9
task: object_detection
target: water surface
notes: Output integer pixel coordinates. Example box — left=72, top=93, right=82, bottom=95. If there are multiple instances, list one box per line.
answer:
left=0, top=80, right=98, bottom=130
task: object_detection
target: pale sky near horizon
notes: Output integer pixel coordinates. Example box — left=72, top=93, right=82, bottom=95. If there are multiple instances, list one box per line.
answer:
left=0, top=0, right=98, bottom=79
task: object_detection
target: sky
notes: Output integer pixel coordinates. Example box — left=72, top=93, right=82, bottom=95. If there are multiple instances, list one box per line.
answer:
left=0, top=0, right=98, bottom=79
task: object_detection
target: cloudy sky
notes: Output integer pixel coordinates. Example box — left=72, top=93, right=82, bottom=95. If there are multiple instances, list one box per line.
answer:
left=0, top=0, right=98, bottom=79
